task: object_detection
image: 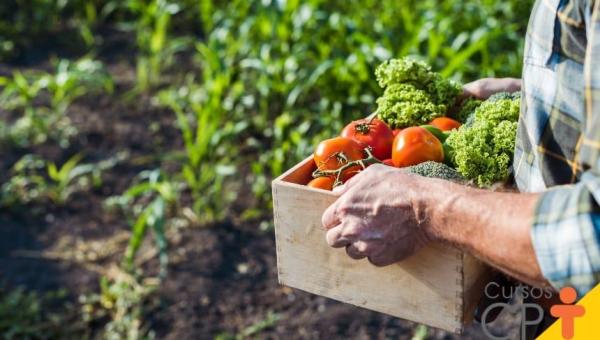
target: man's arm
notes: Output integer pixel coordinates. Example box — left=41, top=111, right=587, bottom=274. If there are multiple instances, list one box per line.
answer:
left=421, top=174, right=547, bottom=287
left=321, top=165, right=551, bottom=288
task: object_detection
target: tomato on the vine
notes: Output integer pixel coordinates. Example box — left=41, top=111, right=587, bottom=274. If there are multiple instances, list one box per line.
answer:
left=392, top=127, right=444, bottom=167
left=341, top=118, right=394, bottom=160
left=429, top=117, right=461, bottom=131
left=307, top=176, right=335, bottom=191
left=314, top=137, right=365, bottom=182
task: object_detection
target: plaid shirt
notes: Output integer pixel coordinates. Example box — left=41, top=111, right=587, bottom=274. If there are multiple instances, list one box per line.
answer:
left=515, top=0, right=600, bottom=295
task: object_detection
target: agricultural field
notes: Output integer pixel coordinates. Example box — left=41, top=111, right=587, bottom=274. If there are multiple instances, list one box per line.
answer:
left=0, top=1, right=532, bottom=339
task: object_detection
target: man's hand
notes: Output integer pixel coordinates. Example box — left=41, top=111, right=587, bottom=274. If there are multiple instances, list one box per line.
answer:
left=463, top=77, right=522, bottom=100
left=321, top=162, right=550, bottom=289
left=321, top=164, right=431, bottom=266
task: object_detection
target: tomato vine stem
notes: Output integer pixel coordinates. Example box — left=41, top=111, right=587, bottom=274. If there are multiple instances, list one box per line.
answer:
left=312, top=147, right=381, bottom=187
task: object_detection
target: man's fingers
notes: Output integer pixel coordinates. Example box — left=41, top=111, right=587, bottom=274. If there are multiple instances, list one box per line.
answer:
left=325, top=220, right=362, bottom=248
left=345, top=244, right=367, bottom=260
left=462, top=83, right=482, bottom=99
left=322, top=200, right=341, bottom=230
left=325, top=224, right=352, bottom=248
left=367, top=254, right=394, bottom=267
left=324, top=165, right=385, bottom=229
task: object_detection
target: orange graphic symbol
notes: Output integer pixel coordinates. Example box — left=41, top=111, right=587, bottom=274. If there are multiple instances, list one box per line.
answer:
left=550, top=287, right=586, bottom=339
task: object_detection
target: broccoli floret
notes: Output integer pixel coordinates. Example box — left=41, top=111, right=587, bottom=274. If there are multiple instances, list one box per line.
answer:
left=405, top=161, right=465, bottom=182
left=375, top=57, right=462, bottom=128
left=487, top=91, right=521, bottom=102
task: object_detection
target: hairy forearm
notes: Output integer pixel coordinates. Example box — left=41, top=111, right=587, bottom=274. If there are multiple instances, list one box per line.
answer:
left=417, top=178, right=550, bottom=288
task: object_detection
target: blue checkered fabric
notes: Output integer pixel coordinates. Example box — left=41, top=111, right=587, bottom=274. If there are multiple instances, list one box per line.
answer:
left=515, top=0, right=600, bottom=295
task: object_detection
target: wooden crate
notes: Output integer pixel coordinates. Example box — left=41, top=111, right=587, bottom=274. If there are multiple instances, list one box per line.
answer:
left=272, top=156, right=492, bottom=334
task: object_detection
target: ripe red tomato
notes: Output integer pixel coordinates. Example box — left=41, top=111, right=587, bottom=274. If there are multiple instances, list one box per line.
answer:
left=307, top=176, right=335, bottom=191
left=382, top=159, right=395, bottom=167
left=392, top=127, right=444, bottom=167
left=341, top=118, right=394, bottom=160
left=429, top=117, right=461, bottom=131
left=314, top=137, right=365, bottom=182
left=392, top=129, right=403, bottom=138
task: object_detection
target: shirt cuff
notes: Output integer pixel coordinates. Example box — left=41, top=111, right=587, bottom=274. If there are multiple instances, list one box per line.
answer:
left=530, top=184, right=600, bottom=295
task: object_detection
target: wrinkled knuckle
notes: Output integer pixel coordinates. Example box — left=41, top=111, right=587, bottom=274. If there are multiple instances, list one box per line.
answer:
left=342, top=223, right=359, bottom=237
left=336, top=204, right=350, bottom=218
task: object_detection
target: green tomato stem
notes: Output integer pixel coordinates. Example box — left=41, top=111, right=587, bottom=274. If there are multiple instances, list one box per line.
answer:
left=312, top=147, right=381, bottom=187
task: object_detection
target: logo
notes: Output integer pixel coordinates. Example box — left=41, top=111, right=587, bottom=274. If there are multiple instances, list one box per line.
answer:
left=479, top=283, right=586, bottom=340
left=549, top=287, right=585, bottom=339
left=479, top=282, right=549, bottom=340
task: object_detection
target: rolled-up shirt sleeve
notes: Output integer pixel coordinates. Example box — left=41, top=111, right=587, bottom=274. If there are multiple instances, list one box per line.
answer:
left=531, top=0, right=600, bottom=295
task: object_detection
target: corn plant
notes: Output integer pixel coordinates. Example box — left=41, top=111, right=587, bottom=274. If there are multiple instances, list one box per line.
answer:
left=0, top=71, right=47, bottom=146
left=105, top=170, right=179, bottom=276
left=80, top=274, right=156, bottom=340
left=185, top=0, right=533, bottom=213
left=125, top=0, right=191, bottom=91
left=45, top=58, right=114, bottom=115
left=0, top=286, right=74, bottom=339
left=0, top=58, right=113, bottom=148
left=157, top=49, right=237, bottom=223
left=1, top=153, right=124, bottom=207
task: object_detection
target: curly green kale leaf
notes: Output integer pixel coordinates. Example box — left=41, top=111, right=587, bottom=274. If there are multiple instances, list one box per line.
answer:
left=374, top=57, right=462, bottom=128
left=473, top=98, right=520, bottom=125
left=375, top=58, right=436, bottom=88
left=493, top=120, right=518, bottom=155
left=445, top=119, right=517, bottom=187
left=376, top=84, right=446, bottom=128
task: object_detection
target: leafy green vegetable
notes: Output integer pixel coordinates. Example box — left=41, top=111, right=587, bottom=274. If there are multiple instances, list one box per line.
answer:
left=376, top=84, right=447, bottom=128
left=405, top=161, right=465, bottom=182
left=375, top=58, right=462, bottom=128
left=456, top=97, right=482, bottom=123
left=473, top=98, right=520, bottom=124
left=445, top=92, right=520, bottom=187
